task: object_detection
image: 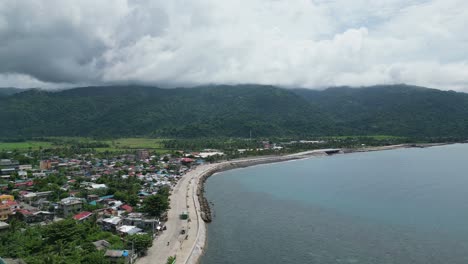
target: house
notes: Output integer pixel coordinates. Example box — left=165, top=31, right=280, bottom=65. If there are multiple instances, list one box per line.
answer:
left=0, top=204, right=11, bottom=221
left=18, top=165, right=32, bottom=171
left=1, top=168, right=15, bottom=175
left=32, top=172, right=46, bottom=178
left=101, top=216, right=123, bottom=232
left=120, top=204, right=133, bottom=213
left=122, top=214, right=160, bottom=231
left=18, top=171, right=28, bottom=179
left=39, top=160, right=52, bottom=170
left=0, top=159, right=19, bottom=168
left=92, top=240, right=111, bottom=251
left=104, top=250, right=135, bottom=264
left=73, top=211, right=93, bottom=221
left=89, top=183, right=108, bottom=190
left=4, top=200, right=19, bottom=211
left=58, top=197, right=84, bottom=217
left=15, top=210, right=54, bottom=223
left=0, top=221, right=9, bottom=232
left=136, top=150, right=150, bottom=160
left=117, top=225, right=142, bottom=235
left=0, top=195, right=14, bottom=202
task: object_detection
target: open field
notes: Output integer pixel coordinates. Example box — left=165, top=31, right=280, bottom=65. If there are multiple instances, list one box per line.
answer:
left=0, top=141, right=54, bottom=151
left=0, top=137, right=170, bottom=153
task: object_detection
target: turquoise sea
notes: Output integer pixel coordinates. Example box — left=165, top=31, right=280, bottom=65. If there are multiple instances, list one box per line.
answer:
left=201, top=144, right=468, bottom=264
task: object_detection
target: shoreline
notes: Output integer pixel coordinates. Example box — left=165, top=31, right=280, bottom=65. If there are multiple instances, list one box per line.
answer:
left=139, top=142, right=452, bottom=264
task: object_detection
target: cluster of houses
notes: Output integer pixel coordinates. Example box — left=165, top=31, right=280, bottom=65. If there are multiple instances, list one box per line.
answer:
left=0, top=149, right=226, bottom=263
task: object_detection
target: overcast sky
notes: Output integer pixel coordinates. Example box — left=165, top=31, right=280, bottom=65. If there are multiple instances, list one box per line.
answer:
left=0, top=0, right=467, bottom=90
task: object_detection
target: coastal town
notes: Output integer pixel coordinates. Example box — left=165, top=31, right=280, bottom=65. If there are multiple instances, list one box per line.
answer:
left=0, top=145, right=231, bottom=264
left=0, top=138, right=444, bottom=264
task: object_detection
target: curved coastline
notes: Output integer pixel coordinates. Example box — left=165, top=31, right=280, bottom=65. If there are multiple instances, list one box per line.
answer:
left=139, top=143, right=450, bottom=264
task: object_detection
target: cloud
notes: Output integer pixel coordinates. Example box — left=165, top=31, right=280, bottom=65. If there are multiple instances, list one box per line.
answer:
left=0, top=0, right=467, bottom=90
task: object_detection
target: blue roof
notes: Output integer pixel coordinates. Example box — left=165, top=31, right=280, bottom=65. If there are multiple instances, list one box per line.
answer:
left=100, top=195, right=114, bottom=200
left=89, top=201, right=97, bottom=206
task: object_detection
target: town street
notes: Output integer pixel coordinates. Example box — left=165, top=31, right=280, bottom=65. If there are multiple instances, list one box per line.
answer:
left=137, top=164, right=212, bottom=264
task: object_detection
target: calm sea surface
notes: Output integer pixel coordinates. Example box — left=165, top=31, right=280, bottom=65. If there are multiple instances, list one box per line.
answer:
left=200, top=144, right=468, bottom=264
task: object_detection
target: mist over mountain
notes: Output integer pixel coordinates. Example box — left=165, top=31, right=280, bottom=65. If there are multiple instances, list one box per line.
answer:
left=1, top=84, right=467, bottom=139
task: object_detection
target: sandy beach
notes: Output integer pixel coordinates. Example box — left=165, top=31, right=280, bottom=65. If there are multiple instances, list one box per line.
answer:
left=137, top=143, right=449, bottom=264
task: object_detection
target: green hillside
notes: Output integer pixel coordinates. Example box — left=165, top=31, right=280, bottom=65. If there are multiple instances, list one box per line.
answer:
left=0, top=84, right=467, bottom=139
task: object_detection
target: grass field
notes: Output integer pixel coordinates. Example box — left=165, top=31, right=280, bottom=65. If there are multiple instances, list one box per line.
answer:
left=0, top=141, right=54, bottom=151
left=0, top=137, right=170, bottom=153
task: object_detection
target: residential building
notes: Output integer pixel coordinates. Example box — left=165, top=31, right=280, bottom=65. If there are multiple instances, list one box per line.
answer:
left=39, top=160, right=52, bottom=170
left=136, top=150, right=150, bottom=160
left=0, top=204, right=11, bottom=221
left=73, top=211, right=93, bottom=221
left=58, top=197, right=84, bottom=217
left=18, top=165, right=32, bottom=171
left=0, top=221, right=9, bottom=233
left=0, top=195, right=14, bottom=202
left=104, top=250, right=135, bottom=264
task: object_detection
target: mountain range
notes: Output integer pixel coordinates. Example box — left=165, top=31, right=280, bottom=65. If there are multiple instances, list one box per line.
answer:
left=1, top=84, right=467, bottom=139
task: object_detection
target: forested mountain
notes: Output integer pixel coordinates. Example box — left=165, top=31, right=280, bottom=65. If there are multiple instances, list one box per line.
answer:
left=1, top=84, right=467, bottom=138
left=293, top=85, right=468, bottom=137
left=0, top=87, right=27, bottom=96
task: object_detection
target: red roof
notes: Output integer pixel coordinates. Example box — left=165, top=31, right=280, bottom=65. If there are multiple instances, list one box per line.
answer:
left=16, top=209, right=33, bottom=215
left=181, top=158, right=194, bottom=163
left=73, top=211, right=92, bottom=221
left=5, top=200, right=18, bottom=207
left=15, top=181, right=33, bottom=187
left=120, top=204, right=133, bottom=213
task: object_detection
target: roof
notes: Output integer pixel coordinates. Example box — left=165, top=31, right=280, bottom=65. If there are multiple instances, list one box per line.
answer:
left=92, top=240, right=111, bottom=250
left=120, top=204, right=133, bottom=213
left=73, top=211, right=92, bottom=221
left=181, top=158, right=194, bottom=163
left=90, top=184, right=108, bottom=189
left=0, top=221, right=9, bottom=229
left=60, top=197, right=83, bottom=205
left=117, top=225, right=142, bottom=235
left=104, top=250, right=126, bottom=258
left=16, top=209, right=32, bottom=215
left=102, top=216, right=122, bottom=225
left=4, top=201, right=18, bottom=207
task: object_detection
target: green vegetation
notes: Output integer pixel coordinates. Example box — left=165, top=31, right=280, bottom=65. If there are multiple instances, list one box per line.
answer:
left=0, top=141, right=54, bottom=151
left=0, top=137, right=169, bottom=153
left=167, top=256, right=176, bottom=264
left=141, top=187, right=171, bottom=217
left=0, top=219, right=123, bottom=264
left=1, top=84, right=468, bottom=140
left=126, top=234, right=153, bottom=255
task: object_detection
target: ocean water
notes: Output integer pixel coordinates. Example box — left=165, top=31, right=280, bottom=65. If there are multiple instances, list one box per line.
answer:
left=200, top=144, right=468, bottom=264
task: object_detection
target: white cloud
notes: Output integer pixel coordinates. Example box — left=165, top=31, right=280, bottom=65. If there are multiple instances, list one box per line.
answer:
left=0, top=0, right=467, bottom=90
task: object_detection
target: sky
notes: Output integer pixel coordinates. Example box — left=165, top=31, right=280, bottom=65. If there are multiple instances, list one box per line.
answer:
left=0, top=0, right=467, bottom=91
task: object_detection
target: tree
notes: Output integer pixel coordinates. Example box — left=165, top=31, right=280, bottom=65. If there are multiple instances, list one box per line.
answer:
left=141, top=194, right=170, bottom=217
left=167, top=256, right=176, bottom=264
left=126, top=234, right=153, bottom=255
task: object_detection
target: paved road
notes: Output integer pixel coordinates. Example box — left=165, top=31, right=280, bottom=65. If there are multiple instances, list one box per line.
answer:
left=137, top=152, right=332, bottom=264
left=137, top=164, right=213, bottom=264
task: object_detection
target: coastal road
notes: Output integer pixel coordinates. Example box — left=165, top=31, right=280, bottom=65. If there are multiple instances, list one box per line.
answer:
left=138, top=153, right=332, bottom=264
left=137, top=164, right=213, bottom=264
